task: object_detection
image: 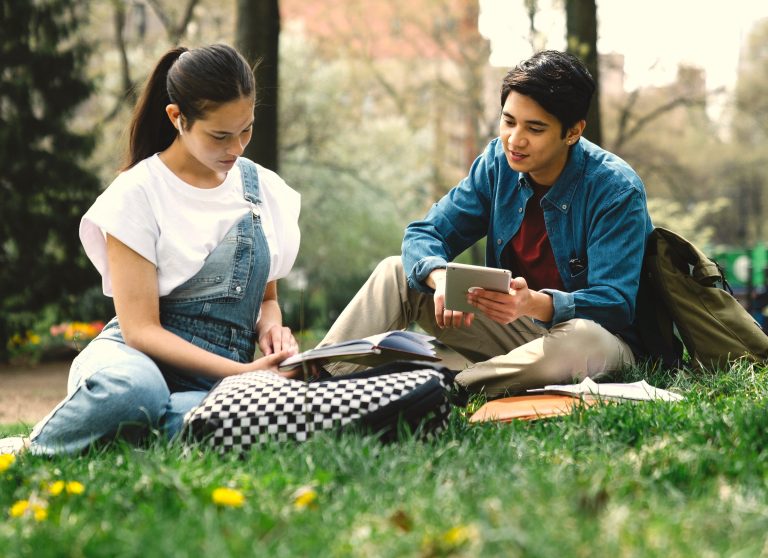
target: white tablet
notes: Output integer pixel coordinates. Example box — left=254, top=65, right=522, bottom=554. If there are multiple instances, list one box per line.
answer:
left=444, top=262, right=511, bottom=313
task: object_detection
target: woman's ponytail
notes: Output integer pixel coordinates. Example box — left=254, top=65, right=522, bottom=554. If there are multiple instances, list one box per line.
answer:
left=123, top=47, right=187, bottom=170
left=122, top=44, right=255, bottom=170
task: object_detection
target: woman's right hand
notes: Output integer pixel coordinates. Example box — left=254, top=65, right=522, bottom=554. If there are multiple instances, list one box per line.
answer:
left=246, top=351, right=316, bottom=380
left=246, top=350, right=294, bottom=373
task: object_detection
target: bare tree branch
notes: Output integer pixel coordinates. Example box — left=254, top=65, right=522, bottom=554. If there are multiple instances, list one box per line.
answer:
left=616, top=95, right=705, bottom=151
left=171, top=0, right=199, bottom=44
left=144, top=0, right=172, bottom=33
left=145, top=0, right=200, bottom=44
left=320, top=2, right=416, bottom=124
left=103, top=0, right=136, bottom=122
left=102, top=0, right=203, bottom=122
left=613, top=89, right=640, bottom=150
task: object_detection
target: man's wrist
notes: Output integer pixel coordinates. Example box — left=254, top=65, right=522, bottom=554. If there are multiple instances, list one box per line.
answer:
left=426, top=268, right=447, bottom=291
left=530, top=290, right=554, bottom=322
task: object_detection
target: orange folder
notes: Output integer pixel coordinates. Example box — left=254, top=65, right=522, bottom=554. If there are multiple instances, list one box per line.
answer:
left=469, top=394, right=601, bottom=423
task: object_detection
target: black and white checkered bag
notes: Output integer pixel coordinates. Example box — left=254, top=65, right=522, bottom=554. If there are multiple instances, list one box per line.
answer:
left=182, top=362, right=455, bottom=453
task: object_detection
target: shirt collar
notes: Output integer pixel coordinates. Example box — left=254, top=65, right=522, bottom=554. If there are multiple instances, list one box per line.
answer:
left=534, top=140, right=588, bottom=214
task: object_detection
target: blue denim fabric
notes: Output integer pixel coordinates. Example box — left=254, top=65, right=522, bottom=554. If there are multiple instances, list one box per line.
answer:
left=402, top=138, right=653, bottom=345
left=30, top=159, right=270, bottom=454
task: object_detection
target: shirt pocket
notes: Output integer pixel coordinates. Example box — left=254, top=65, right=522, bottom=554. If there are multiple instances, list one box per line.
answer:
left=163, top=234, right=253, bottom=303
left=567, top=255, right=589, bottom=290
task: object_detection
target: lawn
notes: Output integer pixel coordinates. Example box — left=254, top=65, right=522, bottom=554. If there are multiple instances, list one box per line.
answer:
left=1, top=359, right=767, bottom=557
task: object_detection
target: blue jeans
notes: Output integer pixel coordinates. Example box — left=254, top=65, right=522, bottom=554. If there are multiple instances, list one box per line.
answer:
left=29, top=340, right=207, bottom=455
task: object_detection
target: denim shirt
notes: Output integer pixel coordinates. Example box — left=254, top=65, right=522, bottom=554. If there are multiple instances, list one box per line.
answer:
left=402, top=137, right=653, bottom=343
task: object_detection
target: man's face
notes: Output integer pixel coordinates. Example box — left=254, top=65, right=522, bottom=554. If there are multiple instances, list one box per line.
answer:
left=499, top=91, right=577, bottom=186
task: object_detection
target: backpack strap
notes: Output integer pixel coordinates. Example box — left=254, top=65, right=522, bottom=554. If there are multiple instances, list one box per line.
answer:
left=635, top=229, right=684, bottom=367
left=656, top=227, right=721, bottom=284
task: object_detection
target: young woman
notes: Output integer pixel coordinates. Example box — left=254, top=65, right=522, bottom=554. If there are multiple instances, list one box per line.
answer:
left=1, top=44, right=301, bottom=455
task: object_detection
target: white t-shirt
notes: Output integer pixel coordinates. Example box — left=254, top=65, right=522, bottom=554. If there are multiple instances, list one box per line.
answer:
left=80, top=155, right=301, bottom=297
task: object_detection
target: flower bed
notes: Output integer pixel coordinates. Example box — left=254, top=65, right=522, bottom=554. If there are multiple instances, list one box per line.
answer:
left=7, top=321, right=104, bottom=365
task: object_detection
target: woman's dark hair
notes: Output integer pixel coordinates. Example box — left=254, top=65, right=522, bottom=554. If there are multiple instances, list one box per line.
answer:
left=500, top=50, right=595, bottom=138
left=124, top=44, right=256, bottom=170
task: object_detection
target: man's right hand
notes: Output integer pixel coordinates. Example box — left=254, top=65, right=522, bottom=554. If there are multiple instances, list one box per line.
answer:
left=428, top=268, right=474, bottom=329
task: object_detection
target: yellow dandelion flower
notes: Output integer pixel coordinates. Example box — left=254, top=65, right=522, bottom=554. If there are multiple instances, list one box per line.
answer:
left=443, top=526, right=465, bottom=545
left=33, top=505, right=48, bottom=522
left=10, top=500, right=29, bottom=518
left=212, top=487, right=245, bottom=508
left=48, top=480, right=65, bottom=496
left=0, top=454, right=16, bottom=472
left=442, top=524, right=478, bottom=546
left=293, top=487, right=318, bottom=510
left=66, top=481, right=85, bottom=495
left=28, top=333, right=41, bottom=345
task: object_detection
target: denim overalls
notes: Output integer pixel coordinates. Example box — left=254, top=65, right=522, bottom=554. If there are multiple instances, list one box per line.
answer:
left=30, top=160, right=270, bottom=455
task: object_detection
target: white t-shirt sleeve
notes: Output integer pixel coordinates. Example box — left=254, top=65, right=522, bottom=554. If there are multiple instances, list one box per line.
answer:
left=79, top=171, right=160, bottom=296
left=257, top=165, right=301, bottom=282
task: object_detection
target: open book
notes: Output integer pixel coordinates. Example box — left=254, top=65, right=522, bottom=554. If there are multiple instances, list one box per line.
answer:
left=279, top=331, right=440, bottom=370
left=527, top=376, right=683, bottom=402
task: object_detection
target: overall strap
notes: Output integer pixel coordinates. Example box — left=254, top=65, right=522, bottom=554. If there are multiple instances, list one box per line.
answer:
left=237, top=158, right=262, bottom=205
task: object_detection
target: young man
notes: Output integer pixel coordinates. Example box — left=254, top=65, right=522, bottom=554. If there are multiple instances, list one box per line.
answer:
left=321, top=50, right=653, bottom=398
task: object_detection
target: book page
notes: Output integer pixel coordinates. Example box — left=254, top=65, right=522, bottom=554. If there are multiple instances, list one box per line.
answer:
left=375, top=331, right=436, bottom=355
left=528, top=377, right=683, bottom=402
left=279, top=330, right=438, bottom=369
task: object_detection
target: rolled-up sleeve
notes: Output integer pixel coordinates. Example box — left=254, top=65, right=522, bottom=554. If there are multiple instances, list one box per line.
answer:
left=402, top=145, right=495, bottom=293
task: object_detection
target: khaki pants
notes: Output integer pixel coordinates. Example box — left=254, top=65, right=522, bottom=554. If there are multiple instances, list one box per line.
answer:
left=321, top=256, right=636, bottom=398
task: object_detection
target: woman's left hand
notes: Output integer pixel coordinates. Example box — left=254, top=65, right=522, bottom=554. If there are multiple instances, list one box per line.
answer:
left=258, top=324, right=299, bottom=356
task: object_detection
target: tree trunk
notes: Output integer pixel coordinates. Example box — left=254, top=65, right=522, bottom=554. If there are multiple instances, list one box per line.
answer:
left=565, top=0, right=602, bottom=146
left=236, top=0, right=280, bottom=171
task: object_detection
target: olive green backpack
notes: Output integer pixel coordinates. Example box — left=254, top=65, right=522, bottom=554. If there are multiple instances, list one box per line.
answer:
left=637, top=227, right=768, bottom=369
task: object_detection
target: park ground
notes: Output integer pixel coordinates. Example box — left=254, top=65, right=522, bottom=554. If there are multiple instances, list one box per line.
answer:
left=0, top=362, right=68, bottom=425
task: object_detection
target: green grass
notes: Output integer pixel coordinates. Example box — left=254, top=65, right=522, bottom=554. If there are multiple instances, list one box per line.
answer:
left=2, top=360, right=767, bottom=557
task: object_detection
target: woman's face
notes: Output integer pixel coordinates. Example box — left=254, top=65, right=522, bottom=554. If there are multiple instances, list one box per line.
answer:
left=499, top=91, right=581, bottom=186
left=176, top=96, right=255, bottom=178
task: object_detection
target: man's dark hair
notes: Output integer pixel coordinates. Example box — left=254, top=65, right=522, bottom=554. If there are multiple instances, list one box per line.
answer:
left=500, top=50, right=595, bottom=137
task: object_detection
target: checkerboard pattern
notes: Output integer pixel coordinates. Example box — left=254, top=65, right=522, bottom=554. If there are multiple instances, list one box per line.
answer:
left=183, top=367, right=453, bottom=453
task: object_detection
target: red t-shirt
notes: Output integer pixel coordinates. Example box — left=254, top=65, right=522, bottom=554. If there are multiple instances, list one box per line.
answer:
left=501, top=183, right=565, bottom=291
